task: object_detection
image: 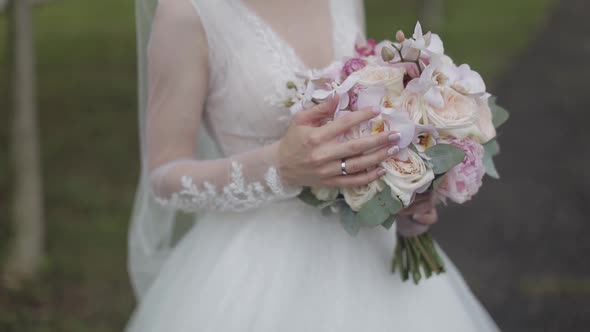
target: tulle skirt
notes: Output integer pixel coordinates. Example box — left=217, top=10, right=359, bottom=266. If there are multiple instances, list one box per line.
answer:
left=126, top=198, right=499, bottom=331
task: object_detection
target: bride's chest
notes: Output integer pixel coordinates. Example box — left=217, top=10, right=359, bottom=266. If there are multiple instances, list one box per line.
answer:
left=200, top=0, right=361, bottom=143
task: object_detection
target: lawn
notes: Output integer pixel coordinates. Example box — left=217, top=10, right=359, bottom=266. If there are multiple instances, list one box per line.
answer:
left=0, top=0, right=554, bottom=331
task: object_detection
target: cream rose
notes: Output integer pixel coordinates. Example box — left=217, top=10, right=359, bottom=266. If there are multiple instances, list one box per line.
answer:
left=423, top=86, right=481, bottom=139
left=342, top=179, right=386, bottom=212
left=473, top=97, right=497, bottom=143
left=311, top=186, right=339, bottom=202
left=394, top=90, right=430, bottom=124
left=356, top=65, right=406, bottom=99
left=382, top=149, right=435, bottom=206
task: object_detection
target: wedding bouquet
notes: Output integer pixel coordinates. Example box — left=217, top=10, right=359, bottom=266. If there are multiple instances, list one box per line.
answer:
left=285, top=22, right=509, bottom=284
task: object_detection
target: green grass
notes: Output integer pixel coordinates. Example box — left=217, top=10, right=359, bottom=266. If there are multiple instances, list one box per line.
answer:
left=0, top=0, right=554, bottom=330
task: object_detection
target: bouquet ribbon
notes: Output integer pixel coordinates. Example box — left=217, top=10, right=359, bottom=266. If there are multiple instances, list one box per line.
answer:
left=396, top=216, right=430, bottom=237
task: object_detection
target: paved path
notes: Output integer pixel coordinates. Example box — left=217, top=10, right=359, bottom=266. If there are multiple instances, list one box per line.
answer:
left=434, top=0, right=590, bottom=331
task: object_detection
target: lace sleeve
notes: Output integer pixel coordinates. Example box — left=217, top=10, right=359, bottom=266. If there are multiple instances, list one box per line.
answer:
left=145, top=0, right=301, bottom=213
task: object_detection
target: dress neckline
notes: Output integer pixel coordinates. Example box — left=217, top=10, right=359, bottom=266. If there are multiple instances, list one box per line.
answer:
left=234, top=0, right=338, bottom=71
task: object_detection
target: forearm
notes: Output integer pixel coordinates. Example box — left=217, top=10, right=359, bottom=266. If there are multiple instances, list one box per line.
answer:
left=150, top=142, right=302, bottom=212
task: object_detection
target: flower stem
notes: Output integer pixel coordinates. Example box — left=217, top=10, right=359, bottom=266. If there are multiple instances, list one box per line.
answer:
left=413, top=235, right=440, bottom=274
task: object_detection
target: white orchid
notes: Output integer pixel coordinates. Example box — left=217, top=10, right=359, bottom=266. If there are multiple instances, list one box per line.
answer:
left=288, top=78, right=317, bottom=114
left=401, top=21, right=444, bottom=61
left=405, top=61, right=446, bottom=108
left=446, top=64, right=487, bottom=96
left=405, top=56, right=488, bottom=109
left=287, top=63, right=349, bottom=114
left=311, top=73, right=360, bottom=110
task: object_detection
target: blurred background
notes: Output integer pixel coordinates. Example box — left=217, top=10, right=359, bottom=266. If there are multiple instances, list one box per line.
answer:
left=1, top=0, right=588, bottom=331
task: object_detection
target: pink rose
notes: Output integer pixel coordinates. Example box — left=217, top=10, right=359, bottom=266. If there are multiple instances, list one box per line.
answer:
left=436, top=137, right=485, bottom=204
left=342, top=57, right=367, bottom=79
left=355, top=38, right=377, bottom=57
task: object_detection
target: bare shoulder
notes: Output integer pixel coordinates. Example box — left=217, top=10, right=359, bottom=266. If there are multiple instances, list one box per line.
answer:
left=154, top=0, right=205, bottom=34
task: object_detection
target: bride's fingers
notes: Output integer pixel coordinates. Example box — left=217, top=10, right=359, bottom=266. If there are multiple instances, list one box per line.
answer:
left=292, top=96, right=339, bottom=126
left=314, top=106, right=380, bottom=141
left=314, top=131, right=400, bottom=162
left=321, top=167, right=386, bottom=188
left=317, top=144, right=396, bottom=177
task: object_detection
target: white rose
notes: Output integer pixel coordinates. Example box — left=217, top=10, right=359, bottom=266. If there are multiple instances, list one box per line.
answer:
left=382, top=149, right=435, bottom=206
left=342, top=179, right=386, bottom=212
left=311, top=186, right=339, bottom=201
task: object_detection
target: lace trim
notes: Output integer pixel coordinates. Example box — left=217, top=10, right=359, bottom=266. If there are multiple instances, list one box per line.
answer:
left=154, top=161, right=302, bottom=212
left=232, top=1, right=300, bottom=109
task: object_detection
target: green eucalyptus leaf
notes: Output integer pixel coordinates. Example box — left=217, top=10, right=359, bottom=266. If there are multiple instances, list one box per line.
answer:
left=489, top=97, right=510, bottom=129
left=340, top=206, right=361, bottom=236
left=382, top=217, right=396, bottom=230
left=483, top=139, right=500, bottom=157
left=321, top=206, right=333, bottom=216
left=298, top=188, right=324, bottom=207
left=432, top=175, right=446, bottom=190
left=483, top=154, right=500, bottom=179
left=426, top=144, right=466, bottom=175
left=356, top=187, right=402, bottom=226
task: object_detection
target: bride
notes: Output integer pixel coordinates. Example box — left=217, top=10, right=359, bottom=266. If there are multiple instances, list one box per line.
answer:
left=126, top=0, right=500, bottom=330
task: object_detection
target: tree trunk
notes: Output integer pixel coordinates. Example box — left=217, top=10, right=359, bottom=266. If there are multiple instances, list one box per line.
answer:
left=3, top=0, right=44, bottom=289
left=419, top=0, right=444, bottom=31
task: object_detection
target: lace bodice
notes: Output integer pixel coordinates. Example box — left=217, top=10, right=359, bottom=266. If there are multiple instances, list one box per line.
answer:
left=147, top=0, right=365, bottom=212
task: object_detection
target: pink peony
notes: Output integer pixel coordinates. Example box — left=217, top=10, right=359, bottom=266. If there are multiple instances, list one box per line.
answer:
left=342, top=57, right=367, bottom=79
left=436, top=137, right=486, bottom=204
left=355, top=38, right=377, bottom=57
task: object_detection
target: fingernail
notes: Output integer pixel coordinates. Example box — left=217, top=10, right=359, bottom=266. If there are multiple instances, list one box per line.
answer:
left=371, top=106, right=381, bottom=114
left=388, top=133, right=401, bottom=142
left=377, top=168, right=386, bottom=176
left=388, top=146, right=400, bottom=156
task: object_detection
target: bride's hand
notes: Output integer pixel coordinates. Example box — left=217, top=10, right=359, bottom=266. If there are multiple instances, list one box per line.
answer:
left=277, top=97, right=401, bottom=188
left=399, top=192, right=438, bottom=225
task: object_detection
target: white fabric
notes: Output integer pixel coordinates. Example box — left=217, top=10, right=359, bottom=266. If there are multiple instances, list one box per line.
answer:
left=127, top=0, right=500, bottom=330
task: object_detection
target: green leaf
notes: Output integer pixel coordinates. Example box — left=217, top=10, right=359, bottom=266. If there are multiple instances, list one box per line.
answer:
left=432, top=175, right=446, bottom=190
left=340, top=206, right=361, bottom=236
left=297, top=188, right=324, bottom=207
left=483, top=154, right=500, bottom=179
left=483, top=139, right=500, bottom=157
left=489, top=97, right=510, bottom=129
left=382, top=217, right=396, bottom=230
left=482, top=139, right=501, bottom=179
left=425, top=144, right=466, bottom=175
left=356, top=187, right=403, bottom=226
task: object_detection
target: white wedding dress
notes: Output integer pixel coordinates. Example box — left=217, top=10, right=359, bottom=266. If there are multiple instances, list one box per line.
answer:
left=126, top=0, right=500, bottom=331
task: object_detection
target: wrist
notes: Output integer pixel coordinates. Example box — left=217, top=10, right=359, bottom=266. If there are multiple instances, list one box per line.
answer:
left=269, top=139, right=299, bottom=187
